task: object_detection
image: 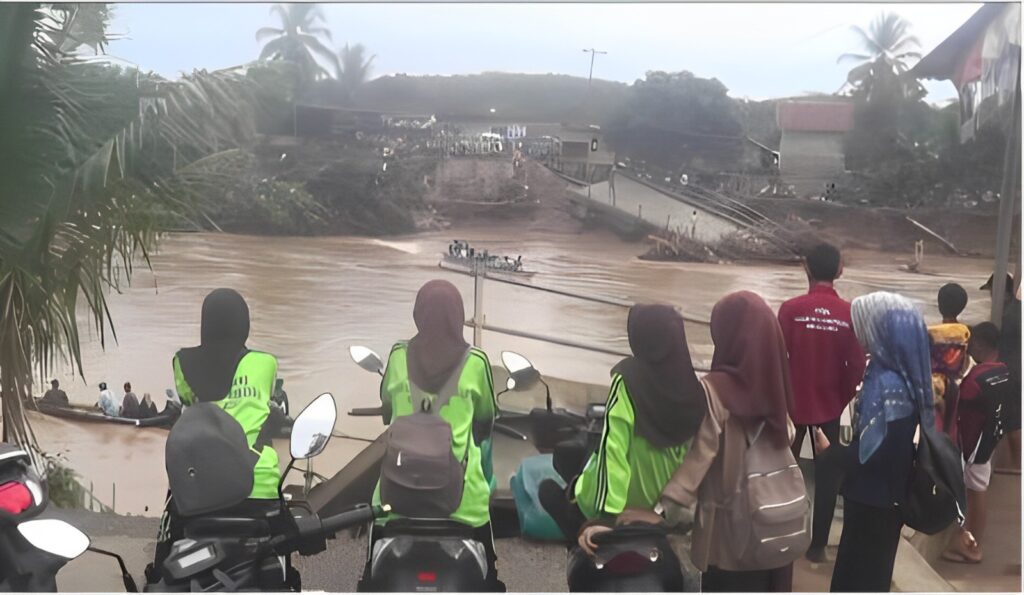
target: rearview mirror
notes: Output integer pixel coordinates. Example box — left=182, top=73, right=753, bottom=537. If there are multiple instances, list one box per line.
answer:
left=350, top=346, right=384, bottom=376
left=17, top=519, right=90, bottom=559
left=290, top=393, right=337, bottom=460
left=501, top=351, right=540, bottom=391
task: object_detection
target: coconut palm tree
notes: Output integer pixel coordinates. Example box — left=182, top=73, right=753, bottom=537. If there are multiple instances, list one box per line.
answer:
left=0, top=4, right=258, bottom=454
left=838, top=12, right=924, bottom=101
left=337, top=43, right=375, bottom=103
left=256, top=4, right=337, bottom=84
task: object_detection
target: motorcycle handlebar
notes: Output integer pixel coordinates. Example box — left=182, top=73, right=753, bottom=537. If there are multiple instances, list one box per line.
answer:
left=349, top=407, right=385, bottom=417
left=319, top=504, right=388, bottom=535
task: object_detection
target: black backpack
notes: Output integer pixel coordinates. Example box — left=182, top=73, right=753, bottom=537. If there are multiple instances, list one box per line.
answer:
left=900, top=407, right=967, bottom=535
left=379, top=349, right=470, bottom=518
left=969, top=367, right=1013, bottom=465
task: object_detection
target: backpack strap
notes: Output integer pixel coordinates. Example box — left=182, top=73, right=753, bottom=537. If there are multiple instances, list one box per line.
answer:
left=407, top=347, right=473, bottom=414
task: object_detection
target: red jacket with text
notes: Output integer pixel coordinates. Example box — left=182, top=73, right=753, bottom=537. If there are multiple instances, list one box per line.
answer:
left=778, top=285, right=867, bottom=425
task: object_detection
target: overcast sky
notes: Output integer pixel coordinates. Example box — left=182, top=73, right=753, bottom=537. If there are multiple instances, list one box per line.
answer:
left=106, top=2, right=982, bottom=103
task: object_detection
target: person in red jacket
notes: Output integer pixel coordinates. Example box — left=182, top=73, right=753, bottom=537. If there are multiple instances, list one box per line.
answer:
left=778, top=243, right=866, bottom=563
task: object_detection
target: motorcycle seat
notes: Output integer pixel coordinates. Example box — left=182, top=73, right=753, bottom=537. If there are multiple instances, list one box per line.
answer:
left=378, top=518, right=476, bottom=539
left=183, top=517, right=271, bottom=539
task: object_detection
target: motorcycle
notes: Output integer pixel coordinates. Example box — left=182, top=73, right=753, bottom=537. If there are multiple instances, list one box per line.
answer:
left=348, top=346, right=499, bottom=592
left=500, top=353, right=698, bottom=593
left=137, top=391, right=386, bottom=592
left=0, top=443, right=137, bottom=592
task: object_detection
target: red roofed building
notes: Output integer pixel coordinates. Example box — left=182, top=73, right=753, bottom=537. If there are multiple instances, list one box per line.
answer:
left=776, top=99, right=855, bottom=197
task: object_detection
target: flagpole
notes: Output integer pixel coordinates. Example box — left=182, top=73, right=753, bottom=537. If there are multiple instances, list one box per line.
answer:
left=990, top=83, right=1021, bottom=324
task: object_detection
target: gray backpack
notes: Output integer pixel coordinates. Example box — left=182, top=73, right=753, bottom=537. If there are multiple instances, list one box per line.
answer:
left=379, top=349, right=470, bottom=518
left=722, top=422, right=811, bottom=570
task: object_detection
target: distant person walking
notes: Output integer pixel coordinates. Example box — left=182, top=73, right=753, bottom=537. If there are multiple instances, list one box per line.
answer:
left=41, top=379, right=68, bottom=406
left=819, top=292, right=932, bottom=593
left=689, top=210, right=698, bottom=239
left=777, top=243, right=865, bottom=563
left=928, top=283, right=971, bottom=438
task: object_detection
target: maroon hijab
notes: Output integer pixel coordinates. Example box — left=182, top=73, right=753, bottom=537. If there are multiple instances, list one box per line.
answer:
left=407, top=280, right=470, bottom=393
left=706, top=291, right=794, bottom=447
left=612, top=304, right=706, bottom=448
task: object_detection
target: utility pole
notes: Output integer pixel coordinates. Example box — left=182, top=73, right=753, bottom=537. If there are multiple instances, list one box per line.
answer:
left=582, top=48, right=607, bottom=89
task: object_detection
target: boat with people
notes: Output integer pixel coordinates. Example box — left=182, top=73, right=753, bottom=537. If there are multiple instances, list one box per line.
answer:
left=440, top=240, right=535, bottom=279
left=33, top=392, right=294, bottom=437
left=33, top=399, right=176, bottom=428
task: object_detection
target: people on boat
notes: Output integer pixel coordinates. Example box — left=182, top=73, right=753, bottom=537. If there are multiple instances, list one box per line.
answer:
left=139, top=393, right=158, bottom=418
left=147, top=288, right=283, bottom=584
left=538, top=304, right=706, bottom=549
left=97, top=382, right=118, bottom=417
left=120, top=382, right=141, bottom=419
left=41, top=379, right=69, bottom=406
left=368, top=279, right=502, bottom=590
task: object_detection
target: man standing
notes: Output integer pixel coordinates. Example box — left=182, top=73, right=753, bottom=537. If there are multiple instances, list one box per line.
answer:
left=41, top=379, right=68, bottom=406
left=778, top=243, right=866, bottom=563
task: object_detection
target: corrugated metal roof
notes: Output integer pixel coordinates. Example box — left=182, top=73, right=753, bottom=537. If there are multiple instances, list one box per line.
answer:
left=776, top=101, right=855, bottom=132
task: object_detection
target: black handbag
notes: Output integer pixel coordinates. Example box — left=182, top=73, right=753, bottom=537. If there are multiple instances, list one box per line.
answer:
left=899, top=411, right=967, bottom=535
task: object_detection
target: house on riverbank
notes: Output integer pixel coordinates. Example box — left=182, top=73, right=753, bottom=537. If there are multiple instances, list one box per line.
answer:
left=776, top=99, right=854, bottom=198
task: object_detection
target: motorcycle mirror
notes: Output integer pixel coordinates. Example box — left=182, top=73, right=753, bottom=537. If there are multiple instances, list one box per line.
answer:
left=501, top=351, right=540, bottom=391
left=349, top=346, right=384, bottom=376
left=17, top=519, right=90, bottom=559
left=290, top=393, right=338, bottom=460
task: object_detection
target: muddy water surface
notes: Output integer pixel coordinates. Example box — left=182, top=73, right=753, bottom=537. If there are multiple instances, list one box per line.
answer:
left=33, top=227, right=997, bottom=515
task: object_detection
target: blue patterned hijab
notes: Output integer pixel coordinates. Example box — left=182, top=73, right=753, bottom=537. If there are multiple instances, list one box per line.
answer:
left=850, top=292, right=935, bottom=463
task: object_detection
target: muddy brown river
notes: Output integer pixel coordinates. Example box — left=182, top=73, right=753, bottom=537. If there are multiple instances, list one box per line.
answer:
left=27, top=227, right=997, bottom=516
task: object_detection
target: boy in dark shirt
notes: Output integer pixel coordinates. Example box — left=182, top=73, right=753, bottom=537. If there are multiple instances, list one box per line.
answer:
left=943, top=322, right=1008, bottom=564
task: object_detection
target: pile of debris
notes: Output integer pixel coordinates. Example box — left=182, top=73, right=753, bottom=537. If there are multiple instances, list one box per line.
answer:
left=642, top=218, right=820, bottom=264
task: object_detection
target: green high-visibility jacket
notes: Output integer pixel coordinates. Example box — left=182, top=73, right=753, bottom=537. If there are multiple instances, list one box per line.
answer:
left=173, top=351, right=281, bottom=500
left=574, top=373, right=689, bottom=519
left=374, top=343, right=497, bottom=528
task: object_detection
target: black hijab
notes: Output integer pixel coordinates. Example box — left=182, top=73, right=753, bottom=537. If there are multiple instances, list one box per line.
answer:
left=407, top=280, right=470, bottom=394
left=176, top=289, right=251, bottom=401
left=612, top=304, right=706, bottom=449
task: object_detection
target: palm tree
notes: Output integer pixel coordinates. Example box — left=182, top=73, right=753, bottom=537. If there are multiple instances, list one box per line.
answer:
left=338, top=43, right=375, bottom=103
left=256, top=4, right=337, bottom=84
left=0, top=4, right=258, bottom=455
left=838, top=12, right=924, bottom=101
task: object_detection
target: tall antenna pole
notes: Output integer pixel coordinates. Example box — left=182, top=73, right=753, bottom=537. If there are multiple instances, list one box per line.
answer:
left=582, top=48, right=607, bottom=89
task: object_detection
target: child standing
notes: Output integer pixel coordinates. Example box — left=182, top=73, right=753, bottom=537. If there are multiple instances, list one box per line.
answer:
left=928, top=283, right=972, bottom=438
left=942, top=322, right=1011, bottom=564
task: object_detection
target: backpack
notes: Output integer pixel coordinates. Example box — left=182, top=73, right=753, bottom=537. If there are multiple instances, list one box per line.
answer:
left=719, top=421, right=811, bottom=570
left=899, top=408, right=967, bottom=535
left=379, top=348, right=470, bottom=518
left=970, top=366, right=1013, bottom=465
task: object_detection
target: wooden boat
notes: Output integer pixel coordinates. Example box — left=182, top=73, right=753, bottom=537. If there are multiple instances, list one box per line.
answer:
left=34, top=400, right=174, bottom=428
left=438, top=254, right=536, bottom=280
left=34, top=399, right=293, bottom=437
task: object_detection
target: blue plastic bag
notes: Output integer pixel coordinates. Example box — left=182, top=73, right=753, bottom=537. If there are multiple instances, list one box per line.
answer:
left=510, top=454, right=566, bottom=541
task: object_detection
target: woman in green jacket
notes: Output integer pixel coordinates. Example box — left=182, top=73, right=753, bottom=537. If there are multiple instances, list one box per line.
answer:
left=148, top=288, right=282, bottom=583
left=539, top=303, right=707, bottom=545
left=371, top=279, right=501, bottom=588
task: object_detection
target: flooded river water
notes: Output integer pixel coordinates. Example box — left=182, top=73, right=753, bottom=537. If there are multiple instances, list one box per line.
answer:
left=29, top=226, right=997, bottom=516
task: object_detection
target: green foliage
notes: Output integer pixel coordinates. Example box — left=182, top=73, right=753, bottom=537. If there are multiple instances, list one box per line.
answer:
left=337, top=43, right=375, bottom=104
left=42, top=451, right=87, bottom=509
left=607, top=71, right=744, bottom=172
left=256, top=4, right=337, bottom=88
left=839, top=12, right=924, bottom=102
left=0, top=3, right=260, bottom=449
